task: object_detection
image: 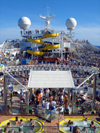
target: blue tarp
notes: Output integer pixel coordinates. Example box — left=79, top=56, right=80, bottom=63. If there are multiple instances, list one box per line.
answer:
left=21, top=58, right=30, bottom=64
left=21, top=59, right=26, bottom=64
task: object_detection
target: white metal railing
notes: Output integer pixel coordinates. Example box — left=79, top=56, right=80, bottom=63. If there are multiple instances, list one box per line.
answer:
left=76, top=73, right=94, bottom=89
left=5, top=71, right=27, bottom=91
left=4, top=64, right=98, bottom=73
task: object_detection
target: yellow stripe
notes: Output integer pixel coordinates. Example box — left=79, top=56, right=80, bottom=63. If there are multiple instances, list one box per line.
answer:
left=59, top=118, right=100, bottom=133
left=0, top=117, right=44, bottom=133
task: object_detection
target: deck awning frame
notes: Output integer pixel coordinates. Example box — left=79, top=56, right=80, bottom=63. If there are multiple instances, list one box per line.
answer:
left=28, top=70, right=75, bottom=88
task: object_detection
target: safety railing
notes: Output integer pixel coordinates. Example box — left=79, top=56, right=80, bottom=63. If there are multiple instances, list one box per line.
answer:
left=4, top=64, right=96, bottom=73
left=0, top=126, right=100, bottom=133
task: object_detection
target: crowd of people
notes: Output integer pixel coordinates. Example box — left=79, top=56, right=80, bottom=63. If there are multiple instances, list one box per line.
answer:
left=1, top=75, right=100, bottom=115
left=0, top=46, right=100, bottom=132
left=19, top=88, right=69, bottom=115
left=14, top=86, right=99, bottom=116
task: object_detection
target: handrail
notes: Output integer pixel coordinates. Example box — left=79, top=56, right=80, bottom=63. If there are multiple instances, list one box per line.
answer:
left=5, top=71, right=27, bottom=91
left=5, top=64, right=96, bottom=72
left=76, top=73, right=94, bottom=89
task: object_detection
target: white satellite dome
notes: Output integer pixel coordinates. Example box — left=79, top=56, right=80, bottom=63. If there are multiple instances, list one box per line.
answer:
left=18, top=17, right=31, bottom=30
left=66, top=18, right=77, bottom=31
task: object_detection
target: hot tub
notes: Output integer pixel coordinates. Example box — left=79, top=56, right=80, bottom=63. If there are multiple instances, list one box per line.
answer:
left=59, top=118, right=100, bottom=133
left=0, top=117, right=44, bottom=133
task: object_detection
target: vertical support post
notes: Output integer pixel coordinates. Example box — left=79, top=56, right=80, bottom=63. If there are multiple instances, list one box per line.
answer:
left=30, top=88, right=32, bottom=100
left=61, top=34, right=63, bottom=60
left=72, top=91, right=76, bottom=114
left=31, top=54, right=33, bottom=65
left=44, top=108, right=46, bottom=133
left=3, top=73, right=7, bottom=112
left=92, top=74, right=97, bottom=112
left=26, top=91, right=29, bottom=114
left=68, top=88, right=70, bottom=104
left=58, top=117, right=59, bottom=133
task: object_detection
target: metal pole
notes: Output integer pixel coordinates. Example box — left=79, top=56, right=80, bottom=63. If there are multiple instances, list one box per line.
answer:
left=31, top=55, right=33, bottom=65
left=61, top=34, right=63, bottom=60
left=72, top=91, right=76, bottom=114
left=30, top=88, right=32, bottom=100
left=68, top=88, right=70, bottom=104
left=92, top=74, right=97, bottom=112
left=76, top=73, right=94, bottom=89
left=3, top=73, right=7, bottom=113
left=26, top=91, right=29, bottom=114
left=58, top=116, right=59, bottom=133
left=6, top=71, right=27, bottom=91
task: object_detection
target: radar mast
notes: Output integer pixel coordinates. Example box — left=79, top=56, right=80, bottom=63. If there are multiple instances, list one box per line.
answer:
left=40, top=5, right=55, bottom=30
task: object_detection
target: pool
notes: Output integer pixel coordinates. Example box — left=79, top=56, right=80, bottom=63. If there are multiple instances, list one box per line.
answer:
left=59, top=118, right=100, bottom=133
left=0, top=118, right=44, bottom=133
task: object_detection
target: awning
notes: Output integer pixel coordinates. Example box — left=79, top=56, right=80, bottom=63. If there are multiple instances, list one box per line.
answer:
left=28, top=70, right=75, bottom=88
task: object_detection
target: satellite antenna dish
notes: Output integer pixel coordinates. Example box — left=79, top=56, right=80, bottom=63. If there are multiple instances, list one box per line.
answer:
left=18, top=17, right=31, bottom=30
left=66, top=18, right=77, bottom=37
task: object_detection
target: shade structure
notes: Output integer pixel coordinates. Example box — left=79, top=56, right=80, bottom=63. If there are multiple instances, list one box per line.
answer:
left=28, top=70, right=75, bottom=88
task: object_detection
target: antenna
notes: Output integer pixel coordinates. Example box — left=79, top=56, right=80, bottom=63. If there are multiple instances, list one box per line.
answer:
left=40, top=13, right=43, bottom=31
left=47, top=3, right=49, bottom=17
left=40, top=5, right=55, bottom=30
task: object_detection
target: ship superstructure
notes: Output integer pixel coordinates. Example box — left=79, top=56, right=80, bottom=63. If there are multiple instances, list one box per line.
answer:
left=0, top=9, right=99, bottom=58
left=18, top=12, right=64, bottom=58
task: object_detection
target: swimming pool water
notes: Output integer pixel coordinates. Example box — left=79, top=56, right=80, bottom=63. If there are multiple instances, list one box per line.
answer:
left=0, top=118, right=44, bottom=133
left=59, top=119, right=100, bottom=133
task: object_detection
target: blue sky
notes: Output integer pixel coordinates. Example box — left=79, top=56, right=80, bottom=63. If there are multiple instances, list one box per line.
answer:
left=0, top=0, right=100, bottom=46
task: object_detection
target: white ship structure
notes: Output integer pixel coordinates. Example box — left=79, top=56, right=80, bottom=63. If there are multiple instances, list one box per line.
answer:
left=0, top=11, right=100, bottom=58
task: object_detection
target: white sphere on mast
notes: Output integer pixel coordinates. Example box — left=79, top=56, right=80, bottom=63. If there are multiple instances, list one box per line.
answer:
left=18, top=17, right=31, bottom=30
left=66, top=18, right=77, bottom=31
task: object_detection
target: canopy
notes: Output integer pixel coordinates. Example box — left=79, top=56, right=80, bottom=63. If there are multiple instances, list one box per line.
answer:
left=28, top=70, right=75, bottom=88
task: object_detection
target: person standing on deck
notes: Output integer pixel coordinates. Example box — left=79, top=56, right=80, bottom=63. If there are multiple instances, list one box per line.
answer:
left=20, top=89, right=24, bottom=100
left=64, top=95, right=69, bottom=109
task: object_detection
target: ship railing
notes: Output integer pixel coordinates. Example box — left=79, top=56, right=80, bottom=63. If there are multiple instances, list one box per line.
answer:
left=5, top=64, right=68, bottom=72
left=1, top=125, right=100, bottom=133
left=4, top=64, right=98, bottom=73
